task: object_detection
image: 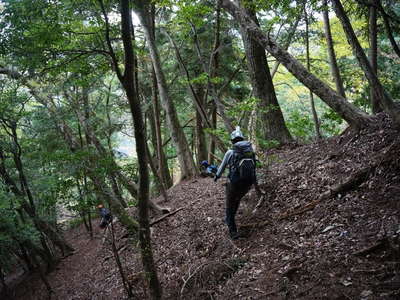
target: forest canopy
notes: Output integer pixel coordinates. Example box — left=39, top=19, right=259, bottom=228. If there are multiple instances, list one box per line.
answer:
left=0, top=0, right=399, bottom=297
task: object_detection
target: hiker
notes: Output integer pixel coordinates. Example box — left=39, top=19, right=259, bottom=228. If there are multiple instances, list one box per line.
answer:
left=97, top=204, right=112, bottom=229
left=200, top=160, right=218, bottom=177
left=214, top=126, right=257, bottom=240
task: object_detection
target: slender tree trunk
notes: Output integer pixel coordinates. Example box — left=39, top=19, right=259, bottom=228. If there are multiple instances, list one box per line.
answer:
left=190, top=11, right=235, bottom=133
left=17, top=243, right=35, bottom=271
left=369, top=1, right=382, bottom=113
left=150, top=5, right=173, bottom=188
left=238, top=0, right=293, bottom=144
left=0, top=266, right=9, bottom=299
left=4, top=127, right=74, bottom=256
left=121, top=1, right=162, bottom=298
left=376, top=0, right=400, bottom=60
left=195, top=86, right=208, bottom=164
left=163, top=29, right=227, bottom=156
left=146, top=144, right=169, bottom=203
left=305, top=5, right=321, bottom=140
left=271, top=17, right=300, bottom=79
left=134, top=0, right=197, bottom=181
left=208, top=105, right=217, bottom=165
left=110, top=223, right=133, bottom=298
left=81, top=90, right=127, bottom=208
left=221, top=0, right=373, bottom=129
left=331, top=0, right=400, bottom=125
left=29, top=249, right=53, bottom=296
left=322, top=0, right=346, bottom=98
left=0, top=66, right=139, bottom=234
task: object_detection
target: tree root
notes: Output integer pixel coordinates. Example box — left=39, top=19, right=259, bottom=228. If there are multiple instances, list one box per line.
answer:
left=150, top=207, right=184, bottom=227
left=278, top=165, right=373, bottom=220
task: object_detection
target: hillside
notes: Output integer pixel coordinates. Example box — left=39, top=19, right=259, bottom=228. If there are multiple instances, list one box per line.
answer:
left=11, top=113, right=400, bottom=299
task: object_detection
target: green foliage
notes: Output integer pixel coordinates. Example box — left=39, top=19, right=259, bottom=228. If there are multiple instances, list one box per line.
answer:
left=0, top=190, right=40, bottom=271
left=257, top=138, right=280, bottom=150
left=227, top=97, right=258, bottom=119
left=286, top=110, right=315, bottom=140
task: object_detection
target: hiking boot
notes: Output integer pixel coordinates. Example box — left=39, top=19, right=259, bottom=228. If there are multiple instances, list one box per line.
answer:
left=229, top=230, right=240, bottom=240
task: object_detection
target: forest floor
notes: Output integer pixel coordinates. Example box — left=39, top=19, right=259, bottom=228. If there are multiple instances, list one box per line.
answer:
left=9, top=113, right=400, bottom=300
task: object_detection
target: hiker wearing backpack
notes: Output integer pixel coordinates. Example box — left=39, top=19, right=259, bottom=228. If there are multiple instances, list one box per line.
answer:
left=97, top=204, right=113, bottom=229
left=200, top=160, right=218, bottom=177
left=214, top=127, right=257, bottom=240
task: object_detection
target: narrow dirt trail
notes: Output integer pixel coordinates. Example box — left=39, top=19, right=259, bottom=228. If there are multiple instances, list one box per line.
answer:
left=13, top=223, right=114, bottom=299
left=10, top=114, right=400, bottom=299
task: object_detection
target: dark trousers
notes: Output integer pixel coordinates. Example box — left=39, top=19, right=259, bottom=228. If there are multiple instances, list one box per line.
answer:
left=225, top=182, right=251, bottom=233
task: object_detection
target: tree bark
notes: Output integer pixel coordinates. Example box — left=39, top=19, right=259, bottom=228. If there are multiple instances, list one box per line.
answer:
left=331, top=0, right=400, bottom=125
left=134, top=0, right=198, bottom=181
left=376, top=0, right=400, bottom=60
left=120, top=1, right=162, bottom=298
left=305, top=5, right=321, bottom=139
left=195, top=86, right=208, bottom=164
left=208, top=105, right=217, bottom=165
left=369, top=1, right=382, bottom=113
left=238, top=0, right=293, bottom=144
left=163, top=29, right=227, bottom=156
left=221, top=0, right=373, bottom=129
left=190, top=19, right=235, bottom=133
left=149, top=5, right=173, bottom=188
left=0, top=127, right=74, bottom=256
left=322, top=0, right=346, bottom=98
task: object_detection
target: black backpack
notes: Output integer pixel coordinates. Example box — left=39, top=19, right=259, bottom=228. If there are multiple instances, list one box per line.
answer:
left=229, top=141, right=256, bottom=185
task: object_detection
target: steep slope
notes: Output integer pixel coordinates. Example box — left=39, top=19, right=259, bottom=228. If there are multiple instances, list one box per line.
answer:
left=11, top=113, right=400, bottom=299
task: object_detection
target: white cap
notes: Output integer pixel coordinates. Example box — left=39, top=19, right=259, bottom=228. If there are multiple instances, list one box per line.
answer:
left=230, top=126, right=244, bottom=140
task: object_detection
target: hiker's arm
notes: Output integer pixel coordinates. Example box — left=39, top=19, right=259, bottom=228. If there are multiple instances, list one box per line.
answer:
left=215, top=150, right=232, bottom=179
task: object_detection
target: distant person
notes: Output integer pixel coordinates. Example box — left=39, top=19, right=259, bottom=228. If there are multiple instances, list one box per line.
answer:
left=214, top=127, right=257, bottom=240
left=200, top=160, right=218, bottom=177
left=97, top=204, right=112, bottom=229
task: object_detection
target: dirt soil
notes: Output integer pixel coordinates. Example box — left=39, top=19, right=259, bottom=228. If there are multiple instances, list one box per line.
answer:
left=10, top=113, right=400, bottom=299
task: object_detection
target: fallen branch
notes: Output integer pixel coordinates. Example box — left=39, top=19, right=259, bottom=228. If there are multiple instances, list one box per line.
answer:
left=276, top=142, right=398, bottom=220
left=353, top=239, right=386, bottom=256
left=278, top=165, right=373, bottom=220
left=240, top=219, right=271, bottom=228
left=180, top=263, right=208, bottom=297
left=150, top=207, right=184, bottom=227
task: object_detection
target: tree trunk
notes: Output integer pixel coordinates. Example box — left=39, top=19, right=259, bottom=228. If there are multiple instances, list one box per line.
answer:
left=134, top=0, right=197, bottom=181
left=369, top=1, right=382, bottom=113
left=0, top=266, right=10, bottom=299
left=120, top=1, right=162, bottom=299
left=305, top=5, right=321, bottom=140
left=207, top=105, right=217, bottom=165
left=0, top=66, right=139, bottom=234
left=221, top=0, right=373, bottom=129
left=190, top=13, right=235, bottom=133
left=322, top=0, right=346, bottom=98
left=271, top=17, right=300, bottom=79
left=149, top=5, right=173, bottom=188
left=238, top=0, right=293, bottom=144
left=163, top=29, right=227, bottom=156
left=195, top=86, right=208, bottom=164
left=331, top=0, right=400, bottom=125
left=3, top=127, right=74, bottom=256
left=376, top=0, right=400, bottom=60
